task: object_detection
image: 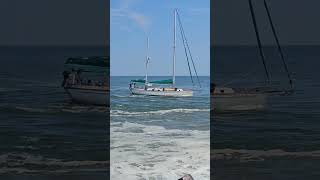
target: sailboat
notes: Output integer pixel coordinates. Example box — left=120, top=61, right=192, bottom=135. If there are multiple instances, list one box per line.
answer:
left=62, top=56, right=109, bottom=106
left=212, top=0, right=294, bottom=111
left=129, top=9, right=200, bottom=97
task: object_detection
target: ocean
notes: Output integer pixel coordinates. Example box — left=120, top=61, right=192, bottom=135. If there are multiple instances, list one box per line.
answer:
left=2, top=45, right=317, bottom=180
left=212, top=46, right=320, bottom=179
left=0, top=46, right=109, bottom=179
left=110, top=76, right=210, bottom=180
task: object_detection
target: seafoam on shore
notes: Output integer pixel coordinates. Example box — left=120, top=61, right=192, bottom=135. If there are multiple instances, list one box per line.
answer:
left=111, top=122, right=210, bottom=180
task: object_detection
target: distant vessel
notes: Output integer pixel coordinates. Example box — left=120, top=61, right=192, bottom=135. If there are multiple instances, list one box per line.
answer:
left=212, top=0, right=294, bottom=111
left=62, top=56, right=109, bottom=106
left=130, top=9, right=200, bottom=97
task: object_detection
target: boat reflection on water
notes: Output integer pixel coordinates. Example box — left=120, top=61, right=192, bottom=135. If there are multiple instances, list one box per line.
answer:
left=62, top=56, right=109, bottom=106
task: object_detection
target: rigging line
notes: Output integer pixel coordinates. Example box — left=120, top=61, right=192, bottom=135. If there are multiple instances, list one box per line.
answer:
left=264, top=0, right=293, bottom=89
left=176, top=10, right=202, bottom=88
left=248, top=0, right=271, bottom=84
left=177, top=13, right=195, bottom=86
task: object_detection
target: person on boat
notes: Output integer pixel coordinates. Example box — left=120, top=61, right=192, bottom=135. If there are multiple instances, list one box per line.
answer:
left=81, top=77, right=87, bottom=85
left=96, top=81, right=102, bottom=86
left=102, top=77, right=108, bottom=87
left=75, top=69, right=83, bottom=84
left=68, top=68, right=77, bottom=85
left=61, top=70, right=70, bottom=87
left=129, top=83, right=136, bottom=89
left=88, top=80, right=92, bottom=86
left=211, top=83, right=216, bottom=94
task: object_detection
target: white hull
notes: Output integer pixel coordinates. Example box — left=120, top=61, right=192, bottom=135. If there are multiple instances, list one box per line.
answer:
left=212, top=93, right=267, bottom=111
left=130, top=88, right=193, bottom=97
left=65, top=87, right=109, bottom=106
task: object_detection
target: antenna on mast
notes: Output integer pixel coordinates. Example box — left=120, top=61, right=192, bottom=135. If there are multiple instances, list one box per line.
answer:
left=145, top=36, right=150, bottom=87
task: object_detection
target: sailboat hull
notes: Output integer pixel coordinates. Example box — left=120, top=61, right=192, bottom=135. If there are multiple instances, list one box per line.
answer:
left=65, top=87, right=109, bottom=106
left=212, top=93, right=267, bottom=111
left=130, top=88, right=193, bottom=97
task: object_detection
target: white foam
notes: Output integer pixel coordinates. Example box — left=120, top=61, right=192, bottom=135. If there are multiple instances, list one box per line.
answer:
left=111, top=108, right=209, bottom=117
left=111, top=122, right=210, bottom=180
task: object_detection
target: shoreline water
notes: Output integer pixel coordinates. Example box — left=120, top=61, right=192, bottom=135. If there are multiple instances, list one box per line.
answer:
left=110, top=76, right=210, bottom=180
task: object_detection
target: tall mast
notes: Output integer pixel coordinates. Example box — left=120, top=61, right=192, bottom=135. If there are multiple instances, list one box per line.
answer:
left=145, top=36, right=149, bottom=87
left=248, top=0, right=271, bottom=84
left=172, top=9, right=177, bottom=87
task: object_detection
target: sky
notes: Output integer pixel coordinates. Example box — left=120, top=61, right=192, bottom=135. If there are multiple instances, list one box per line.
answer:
left=0, top=0, right=108, bottom=46
left=213, top=0, right=320, bottom=45
left=0, top=0, right=319, bottom=47
left=111, top=0, right=210, bottom=76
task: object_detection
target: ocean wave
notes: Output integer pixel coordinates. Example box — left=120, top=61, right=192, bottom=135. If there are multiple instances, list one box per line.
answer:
left=111, top=108, right=209, bottom=117
left=110, top=87, right=129, bottom=91
left=1, top=105, right=108, bottom=114
left=0, top=153, right=108, bottom=174
left=111, top=122, right=210, bottom=180
left=0, top=88, right=25, bottom=92
left=212, top=149, right=320, bottom=162
left=60, top=105, right=108, bottom=113
left=111, top=94, right=129, bottom=98
left=15, top=107, right=53, bottom=113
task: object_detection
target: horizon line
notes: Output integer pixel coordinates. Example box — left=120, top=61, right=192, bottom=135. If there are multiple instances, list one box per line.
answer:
left=110, top=75, right=210, bottom=77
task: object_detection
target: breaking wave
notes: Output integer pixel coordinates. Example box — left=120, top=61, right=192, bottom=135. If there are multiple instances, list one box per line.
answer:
left=111, top=122, right=210, bottom=180
left=111, top=108, right=209, bottom=117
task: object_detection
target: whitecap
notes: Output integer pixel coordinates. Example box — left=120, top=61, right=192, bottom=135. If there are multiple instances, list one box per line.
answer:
left=111, top=108, right=210, bottom=117
left=110, top=122, right=210, bottom=180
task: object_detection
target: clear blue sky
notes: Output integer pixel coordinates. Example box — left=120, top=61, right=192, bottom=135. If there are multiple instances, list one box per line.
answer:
left=111, top=0, right=210, bottom=76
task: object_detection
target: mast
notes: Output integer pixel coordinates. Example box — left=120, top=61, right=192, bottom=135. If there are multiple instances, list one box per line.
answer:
left=248, top=0, right=271, bottom=84
left=264, top=0, right=293, bottom=89
left=145, top=36, right=150, bottom=87
left=176, top=10, right=201, bottom=87
left=172, top=9, right=177, bottom=87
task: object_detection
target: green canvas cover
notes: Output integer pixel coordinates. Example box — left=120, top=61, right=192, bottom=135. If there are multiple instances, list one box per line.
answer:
left=150, top=79, right=173, bottom=84
left=131, top=79, right=146, bottom=83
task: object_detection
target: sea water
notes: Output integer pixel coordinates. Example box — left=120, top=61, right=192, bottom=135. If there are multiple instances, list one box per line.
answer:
left=111, top=76, right=210, bottom=180
left=0, top=46, right=108, bottom=179
left=212, top=46, right=320, bottom=179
